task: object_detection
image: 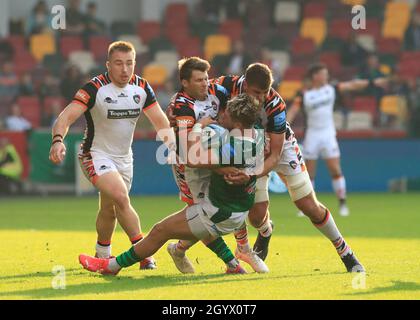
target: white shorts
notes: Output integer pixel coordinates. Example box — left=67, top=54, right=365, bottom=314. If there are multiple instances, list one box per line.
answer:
left=302, top=131, right=341, bottom=160
left=172, top=164, right=211, bottom=205
left=78, top=151, right=133, bottom=191
left=186, top=198, right=248, bottom=239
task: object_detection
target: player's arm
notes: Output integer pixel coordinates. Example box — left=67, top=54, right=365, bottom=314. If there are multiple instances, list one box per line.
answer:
left=50, top=82, right=97, bottom=164
left=143, top=80, right=176, bottom=148
left=186, top=118, right=219, bottom=168
left=49, top=102, right=86, bottom=164
left=257, top=132, right=284, bottom=178
left=144, top=103, right=176, bottom=149
left=337, top=77, right=389, bottom=93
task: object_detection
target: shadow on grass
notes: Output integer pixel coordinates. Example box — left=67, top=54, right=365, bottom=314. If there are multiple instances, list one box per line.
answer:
left=0, top=270, right=344, bottom=299
left=345, top=281, right=420, bottom=297
left=0, top=268, right=81, bottom=281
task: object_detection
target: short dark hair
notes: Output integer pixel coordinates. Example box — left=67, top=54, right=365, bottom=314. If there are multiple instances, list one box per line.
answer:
left=227, top=94, right=260, bottom=128
left=107, top=41, right=136, bottom=60
left=178, top=57, right=210, bottom=81
left=307, top=63, right=327, bottom=79
left=245, top=63, right=273, bottom=90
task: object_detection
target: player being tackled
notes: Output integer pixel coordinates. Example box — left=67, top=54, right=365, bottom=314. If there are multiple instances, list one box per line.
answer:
left=79, top=94, right=268, bottom=275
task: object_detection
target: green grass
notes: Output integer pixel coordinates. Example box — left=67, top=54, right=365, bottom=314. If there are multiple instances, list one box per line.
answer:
left=0, top=193, right=419, bottom=300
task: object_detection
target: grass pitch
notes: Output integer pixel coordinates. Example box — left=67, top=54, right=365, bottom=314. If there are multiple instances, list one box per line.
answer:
left=0, top=193, right=419, bottom=300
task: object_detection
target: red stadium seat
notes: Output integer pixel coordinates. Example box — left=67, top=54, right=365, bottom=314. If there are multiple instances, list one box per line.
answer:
left=219, top=19, right=243, bottom=42
left=164, top=24, right=190, bottom=47
left=319, top=52, right=342, bottom=74
left=291, top=37, right=316, bottom=55
left=356, top=18, right=381, bottom=39
left=6, top=35, right=26, bottom=53
left=165, top=3, right=188, bottom=28
left=60, top=36, right=84, bottom=59
left=329, top=19, right=352, bottom=40
left=352, top=96, right=377, bottom=119
left=89, top=36, right=112, bottom=61
left=137, top=21, right=161, bottom=44
left=17, top=96, right=41, bottom=128
left=377, top=38, right=401, bottom=55
left=303, top=2, right=327, bottom=18
left=43, top=96, right=66, bottom=114
left=283, top=66, right=306, bottom=81
left=175, top=37, right=202, bottom=58
left=13, top=50, right=37, bottom=77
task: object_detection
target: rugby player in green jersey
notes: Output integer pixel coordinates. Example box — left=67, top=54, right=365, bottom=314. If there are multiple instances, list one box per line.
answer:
left=78, top=94, right=267, bottom=275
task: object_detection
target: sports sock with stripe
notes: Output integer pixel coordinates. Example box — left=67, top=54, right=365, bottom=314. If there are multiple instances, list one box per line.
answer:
left=234, top=225, right=251, bottom=253
left=313, top=209, right=352, bottom=258
left=96, top=241, right=111, bottom=258
left=206, top=237, right=239, bottom=269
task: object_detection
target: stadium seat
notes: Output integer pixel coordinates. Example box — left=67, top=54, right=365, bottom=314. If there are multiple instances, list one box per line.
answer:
left=277, top=81, right=302, bottom=101
left=118, top=35, right=147, bottom=54
left=303, top=2, right=326, bottom=18
left=300, top=18, right=327, bottom=46
left=137, top=21, right=161, bottom=44
left=356, top=18, right=381, bottom=39
left=377, top=38, right=401, bottom=55
left=329, top=19, right=352, bottom=40
left=142, top=63, right=168, bottom=87
left=164, top=24, right=190, bottom=48
left=341, top=0, right=366, bottom=5
left=148, top=37, right=175, bottom=59
left=380, top=95, right=406, bottom=117
left=347, top=111, right=373, bottom=130
left=319, top=52, right=341, bottom=72
left=204, top=35, right=231, bottom=61
left=60, top=36, right=84, bottom=59
left=219, top=19, right=243, bottom=42
left=17, top=96, right=41, bottom=128
left=175, top=37, right=202, bottom=58
left=88, top=36, right=112, bottom=61
left=164, top=3, right=189, bottom=26
left=43, top=96, right=66, bottom=114
left=29, top=33, right=56, bottom=62
left=291, top=37, right=316, bottom=56
left=154, top=50, right=179, bottom=74
left=334, top=111, right=345, bottom=130
left=13, top=51, right=37, bottom=77
left=322, top=37, right=345, bottom=51
left=274, top=2, right=300, bottom=23
left=6, top=35, right=25, bottom=53
left=282, top=66, right=306, bottom=81
left=69, top=51, right=96, bottom=74
left=352, top=96, right=377, bottom=120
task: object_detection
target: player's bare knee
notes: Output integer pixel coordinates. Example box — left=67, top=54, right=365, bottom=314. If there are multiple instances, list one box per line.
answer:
left=112, top=191, right=130, bottom=210
left=249, top=201, right=269, bottom=227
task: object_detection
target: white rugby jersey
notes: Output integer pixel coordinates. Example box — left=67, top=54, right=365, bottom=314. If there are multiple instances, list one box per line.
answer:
left=296, top=84, right=339, bottom=133
left=72, top=73, right=157, bottom=157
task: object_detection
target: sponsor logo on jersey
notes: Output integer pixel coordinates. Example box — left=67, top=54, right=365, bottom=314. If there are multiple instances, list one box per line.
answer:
left=133, top=94, right=141, bottom=104
left=75, top=89, right=90, bottom=104
left=104, top=97, right=118, bottom=104
left=289, top=161, right=298, bottom=170
left=118, top=92, right=128, bottom=98
left=107, top=108, right=141, bottom=119
left=99, top=165, right=111, bottom=171
left=176, top=116, right=195, bottom=127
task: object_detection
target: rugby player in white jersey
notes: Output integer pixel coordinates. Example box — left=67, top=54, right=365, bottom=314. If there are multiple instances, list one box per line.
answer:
left=168, top=57, right=268, bottom=274
left=287, top=63, right=388, bottom=216
left=217, top=63, right=366, bottom=272
left=49, top=41, right=174, bottom=270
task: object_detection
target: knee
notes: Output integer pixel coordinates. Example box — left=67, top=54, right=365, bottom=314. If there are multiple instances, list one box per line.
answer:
left=149, top=222, right=167, bottom=240
left=112, top=191, right=130, bottom=210
left=249, top=201, right=269, bottom=227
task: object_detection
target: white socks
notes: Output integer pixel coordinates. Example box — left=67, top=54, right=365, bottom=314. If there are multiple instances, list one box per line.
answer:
left=96, top=243, right=111, bottom=258
left=332, top=176, right=346, bottom=201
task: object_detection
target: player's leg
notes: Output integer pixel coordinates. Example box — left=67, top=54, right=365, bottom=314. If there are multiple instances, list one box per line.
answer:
left=285, top=170, right=364, bottom=272
left=95, top=191, right=117, bottom=258
left=232, top=175, right=273, bottom=262
left=325, top=157, right=349, bottom=216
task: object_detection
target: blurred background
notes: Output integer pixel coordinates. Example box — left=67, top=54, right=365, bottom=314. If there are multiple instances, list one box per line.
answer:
left=0, top=0, right=419, bottom=197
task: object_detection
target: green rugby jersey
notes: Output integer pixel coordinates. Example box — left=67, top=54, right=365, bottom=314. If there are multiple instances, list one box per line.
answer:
left=203, top=124, right=264, bottom=213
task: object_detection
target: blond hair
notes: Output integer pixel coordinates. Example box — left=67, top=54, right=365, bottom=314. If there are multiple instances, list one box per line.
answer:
left=107, top=41, right=136, bottom=60
left=227, top=94, right=260, bottom=128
